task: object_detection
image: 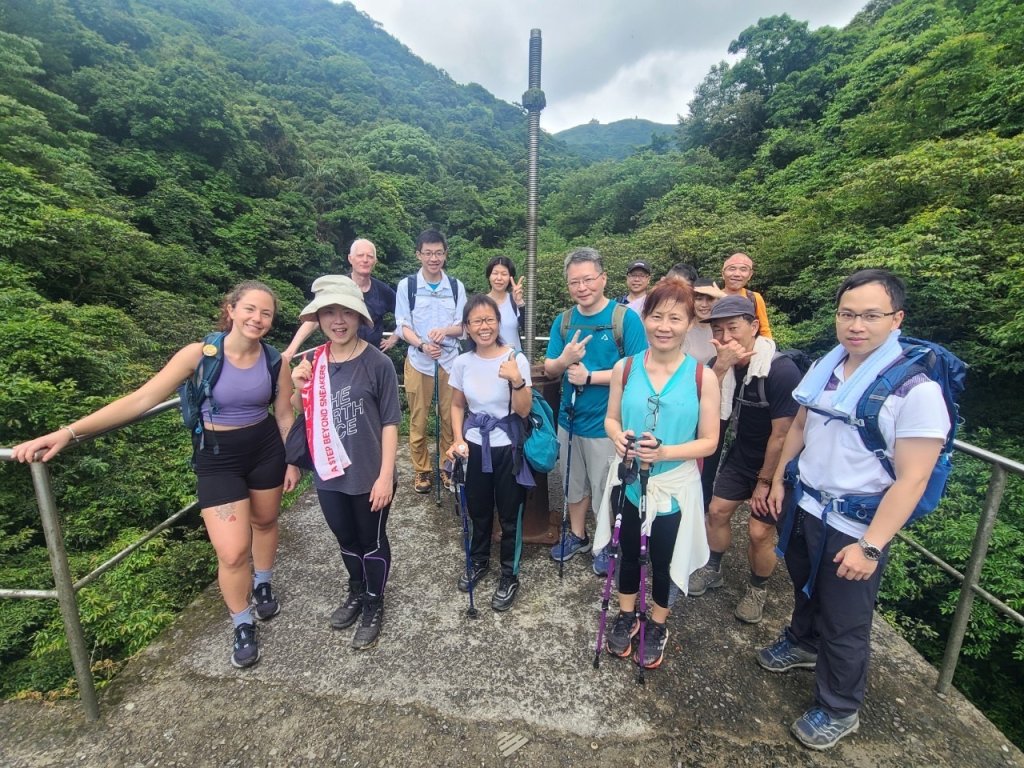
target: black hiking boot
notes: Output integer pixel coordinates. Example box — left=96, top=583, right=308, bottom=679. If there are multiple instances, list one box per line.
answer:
left=330, top=580, right=365, bottom=630
left=352, top=597, right=383, bottom=650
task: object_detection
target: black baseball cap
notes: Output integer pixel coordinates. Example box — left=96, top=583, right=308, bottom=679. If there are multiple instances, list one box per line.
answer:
left=626, top=260, right=652, bottom=274
left=701, top=295, right=756, bottom=322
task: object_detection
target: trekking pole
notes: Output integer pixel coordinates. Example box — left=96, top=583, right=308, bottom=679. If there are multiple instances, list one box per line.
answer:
left=636, top=463, right=651, bottom=685
left=454, top=456, right=479, bottom=619
left=434, top=359, right=442, bottom=506
left=594, top=437, right=637, bottom=669
left=558, top=385, right=580, bottom=579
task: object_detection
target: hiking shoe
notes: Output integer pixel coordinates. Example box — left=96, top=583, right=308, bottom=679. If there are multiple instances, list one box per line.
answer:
left=414, top=472, right=431, bottom=494
left=791, top=707, right=860, bottom=750
left=550, top=531, right=592, bottom=562
left=592, top=548, right=610, bottom=577
left=352, top=599, right=383, bottom=650
left=491, top=575, right=519, bottom=612
left=330, top=581, right=365, bottom=630
left=605, top=610, right=639, bottom=658
left=458, top=562, right=489, bottom=593
left=757, top=631, right=818, bottom=673
left=635, top=619, right=669, bottom=669
left=251, top=582, right=280, bottom=621
left=688, top=565, right=723, bottom=596
left=440, top=469, right=454, bottom=492
left=734, top=583, right=768, bottom=624
left=230, top=623, right=260, bottom=669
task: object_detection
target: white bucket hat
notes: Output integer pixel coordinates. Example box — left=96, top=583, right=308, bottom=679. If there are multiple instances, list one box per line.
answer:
left=298, top=275, right=372, bottom=325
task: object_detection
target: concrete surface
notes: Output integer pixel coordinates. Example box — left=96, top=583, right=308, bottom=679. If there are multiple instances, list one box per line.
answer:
left=1, top=446, right=1022, bottom=767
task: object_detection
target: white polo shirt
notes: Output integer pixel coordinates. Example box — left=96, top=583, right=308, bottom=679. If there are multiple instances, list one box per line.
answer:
left=797, top=364, right=950, bottom=539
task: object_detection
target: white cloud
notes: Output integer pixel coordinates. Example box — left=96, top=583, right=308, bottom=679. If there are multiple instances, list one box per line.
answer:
left=341, top=0, right=867, bottom=132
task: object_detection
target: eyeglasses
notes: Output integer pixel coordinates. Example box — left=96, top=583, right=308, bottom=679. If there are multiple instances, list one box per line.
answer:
left=468, top=317, right=498, bottom=329
left=835, top=310, right=899, bottom=324
left=419, top=250, right=446, bottom=258
left=567, top=273, right=604, bottom=290
left=645, top=395, right=660, bottom=434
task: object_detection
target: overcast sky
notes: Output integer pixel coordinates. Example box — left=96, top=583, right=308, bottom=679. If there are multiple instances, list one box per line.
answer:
left=341, top=1, right=867, bottom=133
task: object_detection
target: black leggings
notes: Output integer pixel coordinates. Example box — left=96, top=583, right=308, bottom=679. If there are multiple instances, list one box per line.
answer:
left=612, top=486, right=681, bottom=609
left=316, top=487, right=394, bottom=599
left=463, top=443, right=526, bottom=577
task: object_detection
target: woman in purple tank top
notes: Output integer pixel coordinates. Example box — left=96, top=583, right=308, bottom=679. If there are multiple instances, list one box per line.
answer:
left=12, top=281, right=298, bottom=670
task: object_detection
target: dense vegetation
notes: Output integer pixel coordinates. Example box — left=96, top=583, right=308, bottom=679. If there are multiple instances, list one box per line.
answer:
left=554, top=118, right=675, bottom=162
left=1, top=0, right=1022, bottom=745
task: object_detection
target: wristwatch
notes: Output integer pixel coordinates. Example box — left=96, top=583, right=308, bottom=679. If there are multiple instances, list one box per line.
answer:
left=857, top=537, right=883, bottom=561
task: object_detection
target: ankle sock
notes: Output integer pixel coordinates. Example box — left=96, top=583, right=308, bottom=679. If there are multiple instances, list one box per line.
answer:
left=707, top=551, right=724, bottom=570
left=253, top=569, right=273, bottom=589
left=750, top=571, right=769, bottom=588
left=231, top=607, right=254, bottom=628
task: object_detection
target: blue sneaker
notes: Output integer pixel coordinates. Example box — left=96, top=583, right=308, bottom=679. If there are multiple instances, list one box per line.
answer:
left=791, top=707, right=859, bottom=750
left=230, top=623, right=260, bottom=669
left=592, top=548, right=610, bottom=577
left=550, top=531, right=592, bottom=562
left=757, top=631, right=817, bottom=673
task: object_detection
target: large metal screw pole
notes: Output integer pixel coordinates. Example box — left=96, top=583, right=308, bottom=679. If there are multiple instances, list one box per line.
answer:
left=523, top=29, right=545, bottom=360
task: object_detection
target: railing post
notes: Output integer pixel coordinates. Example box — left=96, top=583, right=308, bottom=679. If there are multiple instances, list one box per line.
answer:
left=30, top=460, right=99, bottom=721
left=935, top=464, right=1007, bottom=694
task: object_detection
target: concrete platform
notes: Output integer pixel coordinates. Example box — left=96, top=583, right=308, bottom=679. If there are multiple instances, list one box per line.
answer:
left=1, top=447, right=1021, bottom=767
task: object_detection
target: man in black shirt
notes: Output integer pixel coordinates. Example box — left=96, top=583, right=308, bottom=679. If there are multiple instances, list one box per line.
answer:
left=688, top=296, right=801, bottom=624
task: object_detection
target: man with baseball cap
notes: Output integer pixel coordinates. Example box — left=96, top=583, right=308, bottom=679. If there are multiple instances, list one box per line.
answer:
left=688, top=295, right=801, bottom=624
left=615, top=260, right=652, bottom=315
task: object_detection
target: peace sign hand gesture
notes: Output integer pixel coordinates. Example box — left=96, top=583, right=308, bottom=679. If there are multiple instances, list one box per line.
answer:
left=512, top=276, right=525, bottom=308
left=560, top=330, right=590, bottom=366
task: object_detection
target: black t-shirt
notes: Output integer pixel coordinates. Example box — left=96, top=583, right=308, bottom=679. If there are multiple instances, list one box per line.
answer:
left=358, top=276, right=397, bottom=348
left=728, top=356, right=802, bottom=471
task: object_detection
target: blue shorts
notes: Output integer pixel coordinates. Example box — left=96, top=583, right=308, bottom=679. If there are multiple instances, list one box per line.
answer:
left=194, top=416, right=285, bottom=508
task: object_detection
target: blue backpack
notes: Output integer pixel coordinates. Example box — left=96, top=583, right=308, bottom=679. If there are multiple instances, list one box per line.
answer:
left=793, top=336, right=967, bottom=527
left=178, top=332, right=282, bottom=466
left=523, top=389, right=559, bottom=474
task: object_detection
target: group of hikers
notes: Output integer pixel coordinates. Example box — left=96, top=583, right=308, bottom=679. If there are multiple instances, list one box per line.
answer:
left=11, top=230, right=954, bottom=751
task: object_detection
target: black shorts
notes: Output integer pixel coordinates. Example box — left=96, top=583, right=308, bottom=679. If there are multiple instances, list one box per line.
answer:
left=194, top=416, right=286, bottom=509
left=712, top=452, right=776, bottom=525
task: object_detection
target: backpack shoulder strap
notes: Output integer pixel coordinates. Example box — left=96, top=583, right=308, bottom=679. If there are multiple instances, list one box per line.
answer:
left=695, top=358, right=703, bottom=401
left=262, top=341, right=282, bottom=404
left=559, top=309, right=571, bottom=341
left=448, top=275, right=460, bottom=305
left=196, top=331, right=226, bottom=414
left=621, top=354, right=634, bottom=388
left=406, top=273, right=417, bottom=312
left=611, top=302, right=627, bottom=357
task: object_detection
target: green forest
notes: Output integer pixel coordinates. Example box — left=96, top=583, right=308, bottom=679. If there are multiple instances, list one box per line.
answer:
left=1, top=0, right=1023, bottom=744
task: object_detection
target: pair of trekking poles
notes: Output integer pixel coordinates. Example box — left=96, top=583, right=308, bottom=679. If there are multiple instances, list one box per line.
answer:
left=593, top=435, right=653, bottom=685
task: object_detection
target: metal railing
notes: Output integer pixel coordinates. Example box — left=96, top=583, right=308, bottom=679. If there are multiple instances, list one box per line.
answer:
left=2, top=401, right=1022, bottom=719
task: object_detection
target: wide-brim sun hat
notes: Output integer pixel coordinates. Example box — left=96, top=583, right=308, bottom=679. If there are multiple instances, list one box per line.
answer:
left=299, top=275, right=373, bottom=325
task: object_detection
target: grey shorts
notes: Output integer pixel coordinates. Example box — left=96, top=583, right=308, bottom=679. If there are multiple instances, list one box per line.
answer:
left=557, top=429, right=616, bottom=506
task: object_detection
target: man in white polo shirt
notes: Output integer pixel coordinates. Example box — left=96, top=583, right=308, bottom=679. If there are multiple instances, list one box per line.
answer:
left=759, top=268, right=949, bottom=750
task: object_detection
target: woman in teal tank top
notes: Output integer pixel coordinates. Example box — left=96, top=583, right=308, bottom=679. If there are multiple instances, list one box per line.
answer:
left=596, top=275, right=721, bottom=671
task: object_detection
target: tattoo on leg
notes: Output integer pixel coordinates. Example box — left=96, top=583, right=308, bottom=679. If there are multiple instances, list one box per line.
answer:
left=215, top=502, right=237, bottom=522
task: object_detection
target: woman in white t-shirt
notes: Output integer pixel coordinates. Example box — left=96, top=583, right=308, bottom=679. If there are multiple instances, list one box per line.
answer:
left=682, top=278, right=725, bottom=366
left=447, top=294, right=533, bottom=611
left=485, top=256, right=526, bottom=351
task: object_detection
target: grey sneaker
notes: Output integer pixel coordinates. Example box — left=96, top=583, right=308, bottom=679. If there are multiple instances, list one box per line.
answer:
left=251, top=582, right=280, bottom=621
left=491, top=575, right=519, bottom=612
left=757, top=631, right=817, bottom=672
left=688, top=565, right=723, bottom=596
left=352, top=598, right=383, bottom=650
left=791, top=707, right=860, bottom=750
left=330, top=581, right=365, bottom=630
left=458, top=562, right=489, bottom=593
left=635, top=619, right=669, bottom=669
left=605, top=610, right=639, bottom=658
left=734, top=583, right=767, bottom=624
left=230, top=623, right=259, bottom=669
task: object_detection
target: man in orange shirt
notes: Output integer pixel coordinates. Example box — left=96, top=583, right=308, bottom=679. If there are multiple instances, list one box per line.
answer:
left=721, top=253, right=772, bottom=339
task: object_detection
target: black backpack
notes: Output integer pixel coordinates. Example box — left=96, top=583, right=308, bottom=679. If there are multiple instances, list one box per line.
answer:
left=732, top=349, right=813, bottom=411
left=406, top=273, right=461, bottom=312
left=177, top=332, right=282, bottom=465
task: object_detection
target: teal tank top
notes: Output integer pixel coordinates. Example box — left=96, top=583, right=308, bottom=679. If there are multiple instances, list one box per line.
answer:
left=620, top=353, right=700, bottom=513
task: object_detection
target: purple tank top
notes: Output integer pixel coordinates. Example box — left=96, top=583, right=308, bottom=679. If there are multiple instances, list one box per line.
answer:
left=201, top=346, right=273, bottom=426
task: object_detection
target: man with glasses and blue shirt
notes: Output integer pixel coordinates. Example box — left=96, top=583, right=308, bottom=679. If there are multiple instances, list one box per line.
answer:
left=544, top=247, right=647, bottom=570
left=395, top=229, right=467, bottom=495
left=687, top=295, right=801, bottom=624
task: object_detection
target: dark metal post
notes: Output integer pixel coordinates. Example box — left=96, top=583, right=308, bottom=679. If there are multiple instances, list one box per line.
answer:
left=31, top=460, right=99, bottom=720
left=523, top=29, right=545, bottom=359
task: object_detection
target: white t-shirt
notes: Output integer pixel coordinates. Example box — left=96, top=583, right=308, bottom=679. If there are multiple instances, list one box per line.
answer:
left=683, top=323, right=716, bottom=366
left=495, top=292, right=523, bottom=351
left=449, top=348, right=533, bottom=447
left=797, top=363, right=950, bottom=538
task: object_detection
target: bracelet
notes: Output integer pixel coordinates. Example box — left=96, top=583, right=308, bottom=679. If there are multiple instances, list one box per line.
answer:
left=756, top=475, right=772, bottom=486
left=63, top=425, right=79, bottom=441
left=512, top=380, right=527, bottom=391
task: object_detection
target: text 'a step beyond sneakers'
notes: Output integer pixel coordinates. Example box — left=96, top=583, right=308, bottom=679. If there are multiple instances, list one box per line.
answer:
left=549, top=531, right=592, bottom=562
left=231, top=623, right=260, bottom=669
